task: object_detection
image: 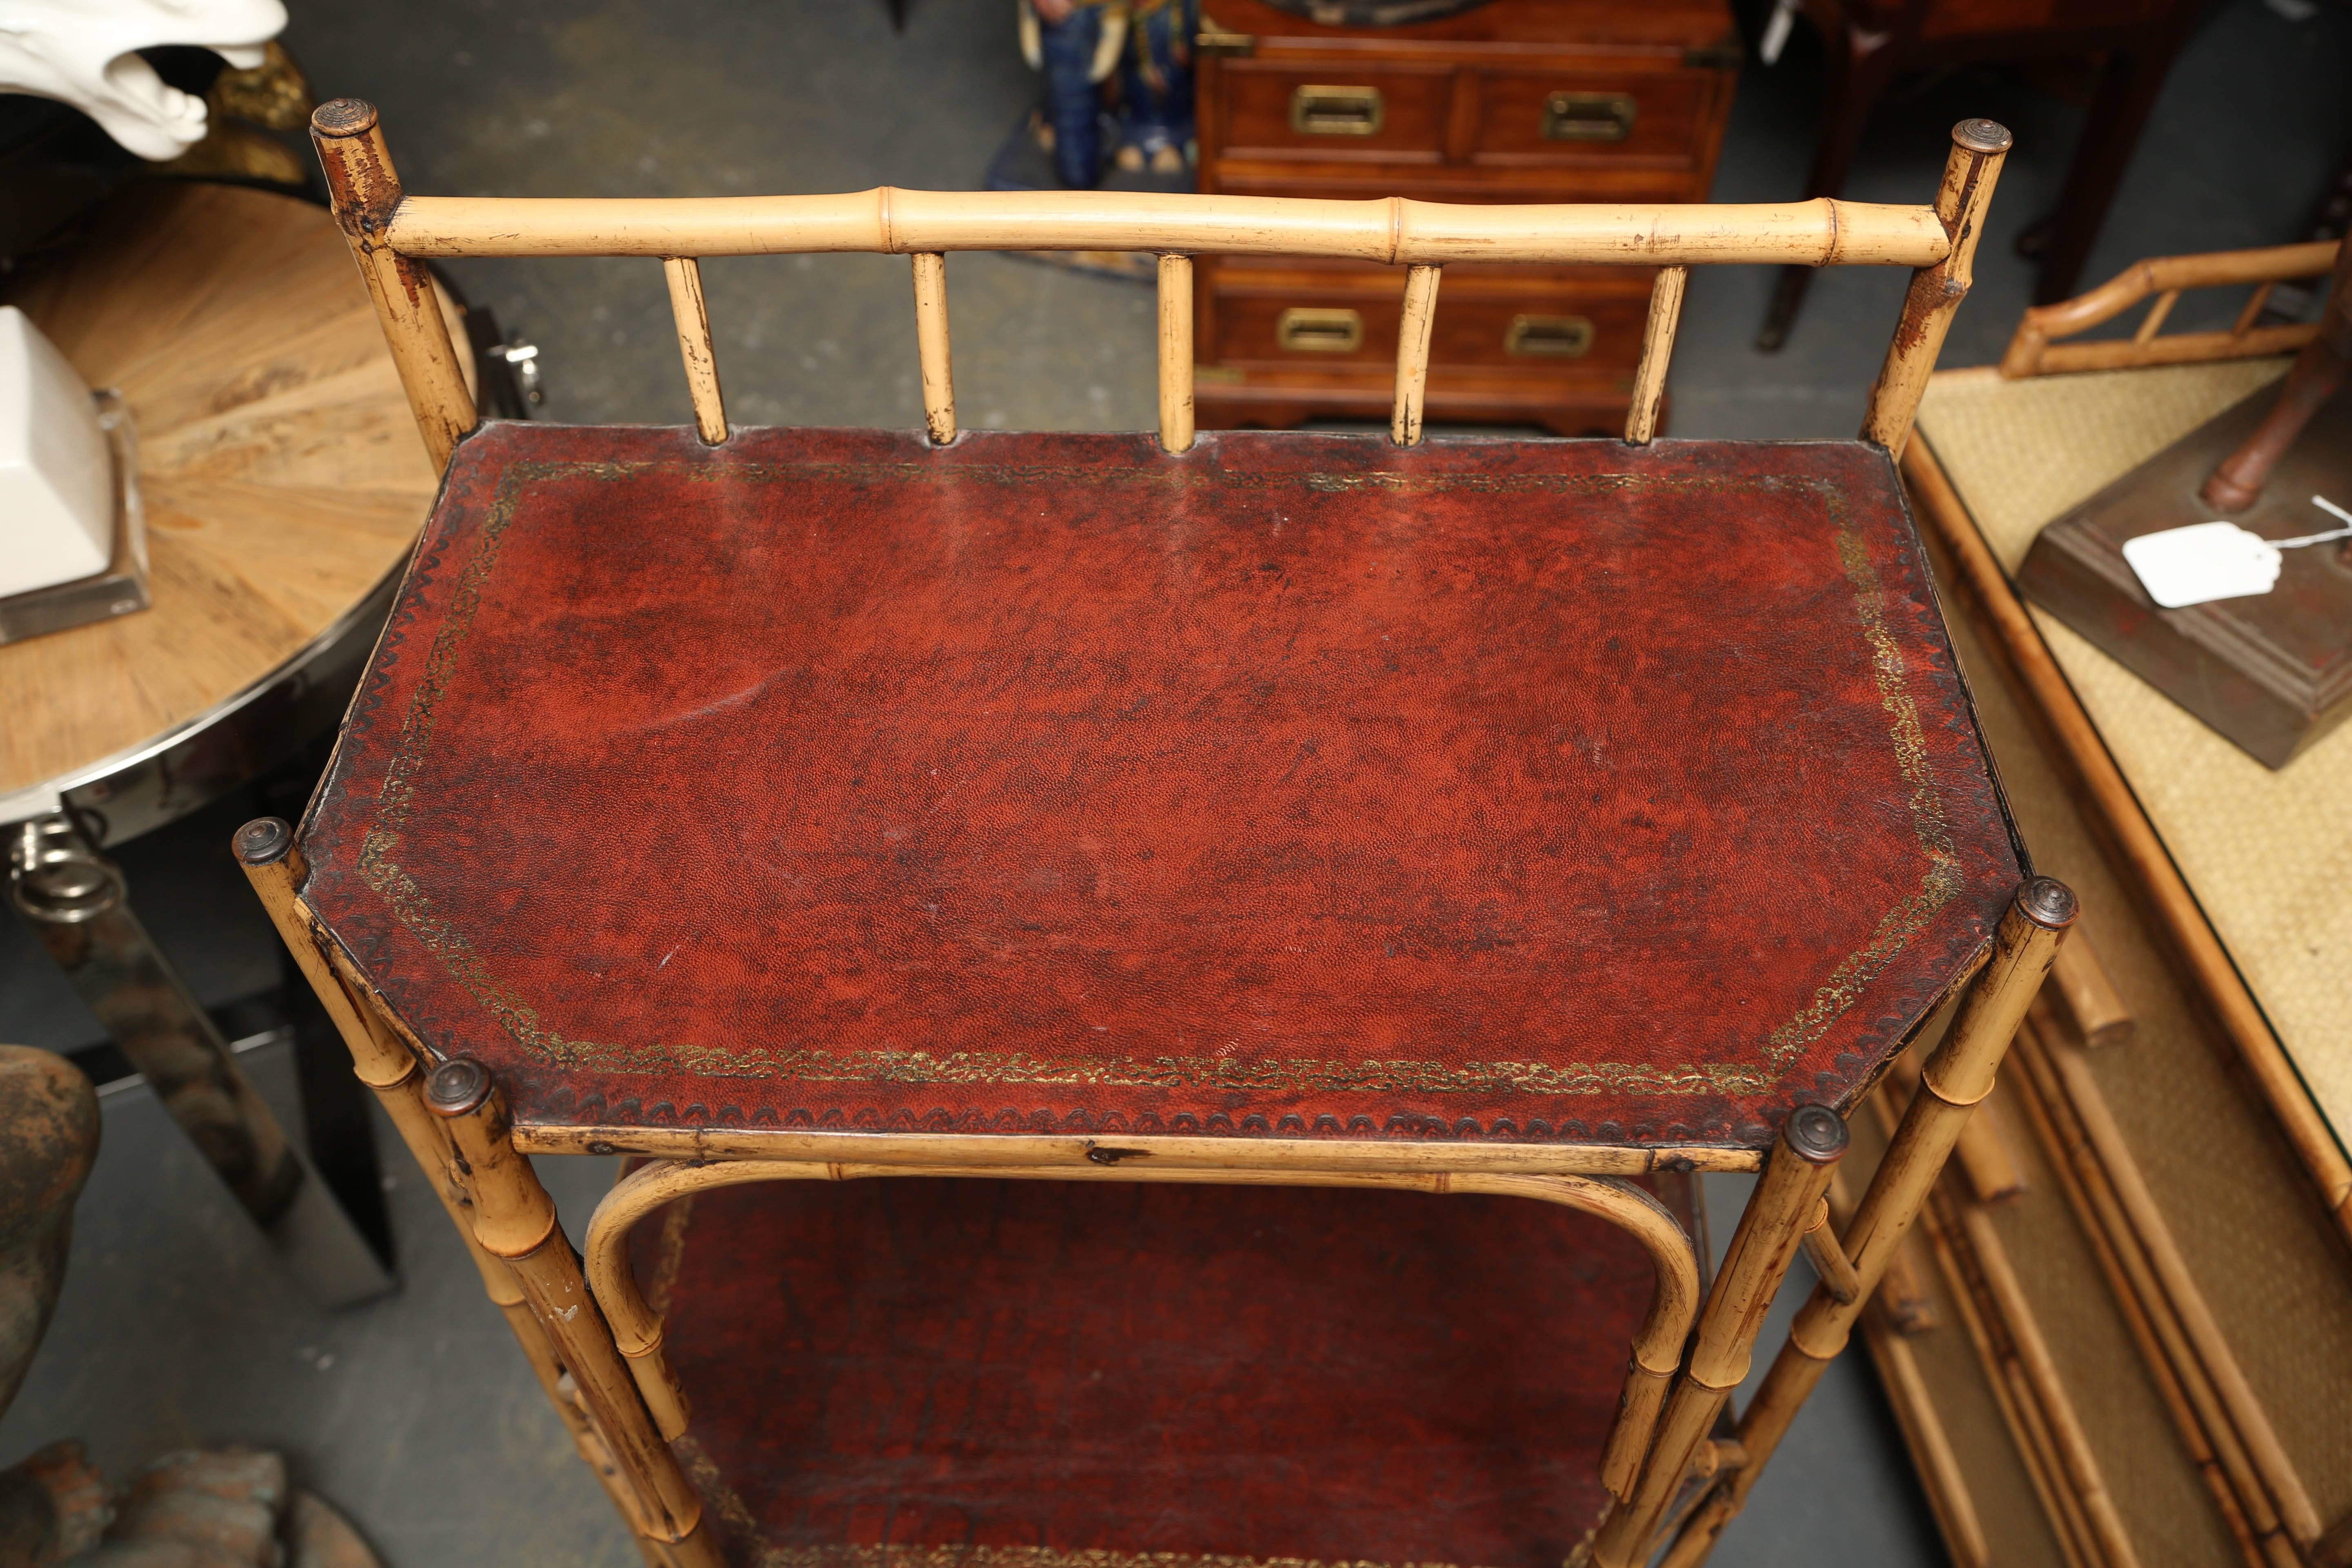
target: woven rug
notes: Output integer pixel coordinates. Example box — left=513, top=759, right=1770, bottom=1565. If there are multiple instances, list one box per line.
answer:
left=1915, top=361, right=2352, bottom=1144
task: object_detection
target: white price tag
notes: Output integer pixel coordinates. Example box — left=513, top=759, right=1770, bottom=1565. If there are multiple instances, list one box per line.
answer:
left=2121, top=522, right=2283, bottom=609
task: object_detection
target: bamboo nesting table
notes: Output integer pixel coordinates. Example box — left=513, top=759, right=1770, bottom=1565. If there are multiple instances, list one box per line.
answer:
left=0, top=182, right=472, bottom=1303
left=1845, top=354, right=2352, bottom=1568
left=239, top=102, right=2081, bottom=1568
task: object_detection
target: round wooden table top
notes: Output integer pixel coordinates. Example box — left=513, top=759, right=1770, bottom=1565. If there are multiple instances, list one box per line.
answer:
left=0, top=182, right=465, bottom=800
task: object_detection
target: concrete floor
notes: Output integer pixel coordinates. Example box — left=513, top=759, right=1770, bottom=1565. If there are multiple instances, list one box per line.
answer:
left=4, top=0, right=2350, bottom=1563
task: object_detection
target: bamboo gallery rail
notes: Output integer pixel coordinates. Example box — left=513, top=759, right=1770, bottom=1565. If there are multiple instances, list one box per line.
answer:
left=277, top=98, right=2052, bottom=1568
left=306, top=98, right=2010, bottom=470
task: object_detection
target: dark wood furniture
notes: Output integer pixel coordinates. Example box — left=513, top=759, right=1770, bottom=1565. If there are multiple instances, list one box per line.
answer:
left=1190, top=0, right=1740, bottom=434
left=1757, top=0, right=2201, bottom=350
left=241, top=102, right=2069, bottom=1568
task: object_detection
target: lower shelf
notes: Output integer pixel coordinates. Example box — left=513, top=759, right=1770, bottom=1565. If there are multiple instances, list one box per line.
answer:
left=641, top=1174, right=1698, bottom=1568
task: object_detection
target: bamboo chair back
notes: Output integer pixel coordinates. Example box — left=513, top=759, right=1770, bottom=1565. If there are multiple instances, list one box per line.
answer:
left=1999, top=239, right=2342, bottom=379
left=309, top=100, right=2011, bottom=469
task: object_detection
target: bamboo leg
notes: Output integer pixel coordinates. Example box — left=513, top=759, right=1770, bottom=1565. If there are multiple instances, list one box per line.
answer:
left=1958, top=1202, right=2141, bottom=1568
left=1662, top=877, right=2076, bottom=1568
left=1158, top=253, right=1195, bottom=453
left=1829, top=1162, right=1936, bottom=1332
left=2045, top=931, right=2133, bottom=1049
left=424, top=1060, right=720, bottom=1563
left=1390, top=263, right=1441, bottom=446
left=1861, top=119, right=2011, bottom=459
left=308, top=100, right=476, bottom=473
left=911, top=251, right=955, bottom=444
left=1586, top=1104, right=1848, bottom=1568
left=1623, top=265, right=1686, bottom=445
left=234, top=820, right=699, bottom=1560
left=662, top=257, right=726, bottom=445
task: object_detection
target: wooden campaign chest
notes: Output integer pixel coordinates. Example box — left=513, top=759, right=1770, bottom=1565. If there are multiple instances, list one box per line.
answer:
left=1191, top=0, right=1740, bottom=435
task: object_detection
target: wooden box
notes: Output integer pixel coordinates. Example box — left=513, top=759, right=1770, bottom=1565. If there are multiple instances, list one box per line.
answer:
left=1192, top=0, right=1740, bottom=435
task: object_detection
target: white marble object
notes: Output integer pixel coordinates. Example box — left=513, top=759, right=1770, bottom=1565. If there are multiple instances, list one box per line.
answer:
left=0, top=306, right=114, bottom=598
left=0, top=0, right=287, bottom=160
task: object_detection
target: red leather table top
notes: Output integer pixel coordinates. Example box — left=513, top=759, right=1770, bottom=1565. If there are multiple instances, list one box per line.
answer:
left=642, top=1172, right=1698, bottom=1568
left=301, top=424, right=2021, bottom=1150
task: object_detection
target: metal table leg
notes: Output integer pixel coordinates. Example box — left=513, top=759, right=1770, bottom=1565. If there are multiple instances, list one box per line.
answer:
left=8, top=815, right=394, bottom=1307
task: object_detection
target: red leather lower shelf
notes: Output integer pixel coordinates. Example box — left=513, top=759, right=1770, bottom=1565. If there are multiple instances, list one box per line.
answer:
left=643, top=1174, right=1699, bottom=1568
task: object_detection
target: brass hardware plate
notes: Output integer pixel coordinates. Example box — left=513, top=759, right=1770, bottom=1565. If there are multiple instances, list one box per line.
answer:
left=1505, top=314, right=1595, bottom=358
left=1195, top=29, right=1257, bottom=55
left=1290, top=85, right=1385, bottom=136
left=1542, top=92, right=1636, bottom=143
left=1276, top=307, right=1365, bottom=353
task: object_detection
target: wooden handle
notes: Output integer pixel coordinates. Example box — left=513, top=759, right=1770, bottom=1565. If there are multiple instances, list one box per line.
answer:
left=2201, top=236, right=2352, bottom=510
left=309, top=99, right=476, bottom=472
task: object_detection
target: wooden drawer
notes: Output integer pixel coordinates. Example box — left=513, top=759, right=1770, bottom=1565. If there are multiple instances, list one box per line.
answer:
left=1203, top=261, right=1652, bottom=374
left=1469, top=70, right=1715, bottom=171
left=1212, top=58, right=1724, bottom=193
left=1218, top=61, right=1456, bottom=165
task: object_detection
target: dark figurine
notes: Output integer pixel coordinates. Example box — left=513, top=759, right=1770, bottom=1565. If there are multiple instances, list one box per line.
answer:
left=1113, top=0, right=1196, bottom=177
left=1022, top=0, right=1125, bottom=189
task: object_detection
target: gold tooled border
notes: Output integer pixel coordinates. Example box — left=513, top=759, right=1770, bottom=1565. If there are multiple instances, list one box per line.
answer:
left=349, top=457, right=1962, bottom=1100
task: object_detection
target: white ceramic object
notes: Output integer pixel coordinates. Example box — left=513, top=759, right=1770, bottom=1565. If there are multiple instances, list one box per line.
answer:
left=0, top=306, right=114, bottom=598
left=0, top=0, right=287, bottom=160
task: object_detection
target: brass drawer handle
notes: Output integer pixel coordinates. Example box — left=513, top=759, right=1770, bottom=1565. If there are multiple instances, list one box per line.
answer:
left=1543, top=92, right=1636, bottom=143
left=1290, top=85, right=1384, bottom=136
left=1276, top=307, right=1365, bottom=353
left=1506, top=314, right=1595, bottom=358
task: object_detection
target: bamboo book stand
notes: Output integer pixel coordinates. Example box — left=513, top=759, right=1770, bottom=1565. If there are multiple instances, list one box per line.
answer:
left=241, top=101, right=2074, bottom=1568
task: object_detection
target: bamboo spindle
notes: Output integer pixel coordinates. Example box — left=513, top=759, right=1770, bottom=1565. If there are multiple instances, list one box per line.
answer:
left=1866, top=1326, right=1991, bottom=1568
left=308, top=100, right=476, bottom=473
left=1157, top=253, right=1195, bottom=453
left=1861, top=119, right=2011, bottom=459
left=911, top=251, right=955, bottom=444
left=425, top=1060, right=723, bottom=1566
left=1800, top=1196, right=1863, bottom=1304
left=1664, top=877, right=2076, bottom=1568
left=232, top=820, right=666, bottom=1546
left=1624, top=265, right=1687, bottom=445
left=1587, top=1105, right=1848, bottom=1568
left=1391, top=264, right=1441, bottom=445
left=662, top=257, right=726, bottom=445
